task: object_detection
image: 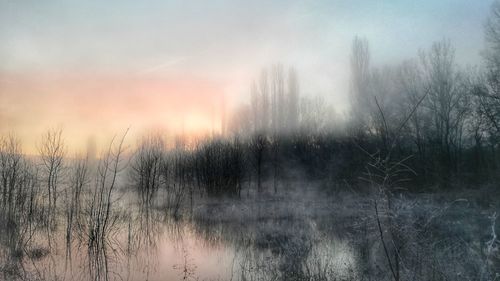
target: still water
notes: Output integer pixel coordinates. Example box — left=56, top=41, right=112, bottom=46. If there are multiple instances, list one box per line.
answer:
left=1, top=185, right=495, bottom=281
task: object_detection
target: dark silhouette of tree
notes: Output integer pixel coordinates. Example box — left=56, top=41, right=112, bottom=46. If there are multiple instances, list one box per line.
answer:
left=249, top=134, right=267, bottom=193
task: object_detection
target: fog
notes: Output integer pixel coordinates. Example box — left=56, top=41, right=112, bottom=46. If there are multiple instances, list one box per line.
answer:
left=0, top=0, right=493, bottom=153
left=1, top=1, right=500, bottom=281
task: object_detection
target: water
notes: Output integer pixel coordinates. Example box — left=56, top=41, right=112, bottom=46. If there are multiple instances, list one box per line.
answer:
left=0, top=183, right=497, bottom=281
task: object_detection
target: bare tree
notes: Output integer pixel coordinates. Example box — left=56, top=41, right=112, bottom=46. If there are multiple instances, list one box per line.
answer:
left=228, top=105, right=252, bottom=136
left=350, top=36, right=371, bottom=134
left=86, top=130, right=128, bottom=281
left=249, top=134, right=267, bottom=193
left=71, top=156, right=88, bottom=230
left=250, top=80, right=261, bottom=134
left=420, top=40, right=470, bottom=182
left=480, top=0, right=500, bottom=143
left=194, top=138, right=244, bottom=197
left=287, top=67, right=300, bottom=132
left=38, top=128, right=66, bottom=225
left=0, top=135, right=43, bottom=272
left=271, top=63, right=285, bottom=134
left=270, top=135, right=280, bottom=194
left=368, top=66, right=402, bottom=152
left=64, top=154, right=89, bottom=267
left=260, top=69, right=270, bottom=133
left=0, top=134, right=22, bottom=215
left=130, top=134, right=164, bottom=208
left=397, top=60, right=429, bottom=168
left=299, top=95, right=330, bottom=134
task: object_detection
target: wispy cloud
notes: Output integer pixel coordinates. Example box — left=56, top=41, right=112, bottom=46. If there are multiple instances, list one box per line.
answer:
left=138, top=56, right=188, bottom=75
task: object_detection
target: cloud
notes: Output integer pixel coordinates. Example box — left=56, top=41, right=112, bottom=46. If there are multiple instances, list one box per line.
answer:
left=138, top=57, right=189, bottom=75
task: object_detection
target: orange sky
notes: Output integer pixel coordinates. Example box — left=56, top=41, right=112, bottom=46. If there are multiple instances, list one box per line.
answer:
left=0, top=72, right=227, bottom=154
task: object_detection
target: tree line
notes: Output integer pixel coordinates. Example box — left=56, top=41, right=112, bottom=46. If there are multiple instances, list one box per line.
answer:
left=227, top=2, right=500, bottom=189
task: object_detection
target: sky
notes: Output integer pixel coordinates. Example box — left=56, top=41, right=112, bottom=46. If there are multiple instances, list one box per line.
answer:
left=0, top=0, right=494, bottom=154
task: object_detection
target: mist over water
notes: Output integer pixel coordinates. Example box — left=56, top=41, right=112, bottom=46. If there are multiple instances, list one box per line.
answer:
left=1, top=1, right=500, bottom=280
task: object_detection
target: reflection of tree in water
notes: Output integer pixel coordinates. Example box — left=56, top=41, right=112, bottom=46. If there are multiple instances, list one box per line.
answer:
left=125, top=205, right=164, bottom=281
left=189, top=203, right=322, bottom=281
left=253, top=218, right=313, bottom=280
left=173, top=245, right=198, bottom=281
left=0, top=135, right=49, bottom=280
left=83, top=131, right=128, bottom=281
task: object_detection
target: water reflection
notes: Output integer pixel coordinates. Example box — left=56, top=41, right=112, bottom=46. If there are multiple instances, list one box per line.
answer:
left=0, top=192, right=360, bottom=281
left=1, top=183, right=495, bottom=281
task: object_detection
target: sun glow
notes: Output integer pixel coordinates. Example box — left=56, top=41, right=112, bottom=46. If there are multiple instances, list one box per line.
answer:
left=0, top=72, right=228, bottom=154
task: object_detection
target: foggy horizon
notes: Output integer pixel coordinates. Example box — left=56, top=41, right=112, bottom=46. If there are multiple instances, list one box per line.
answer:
left=1, top=0, right=492, bottom=154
